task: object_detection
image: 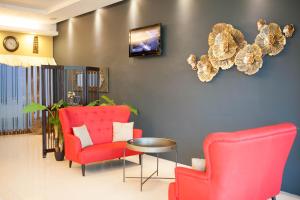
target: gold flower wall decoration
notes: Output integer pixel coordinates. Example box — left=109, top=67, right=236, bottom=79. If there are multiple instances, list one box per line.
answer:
left=208, top=23, right=233, bottom=46
left=208, top=23, right=246, bottom=70
left=208, top=47, right=235, bottom=70
left=187, top=54, right=198, bottom=70
left=186, top=20, right=295, bottom=83
left=235, top=44, right=263, bottom=75
left=283, top=24, right=295, bottom=38
left=255, top=22, right=286, bottom=56
left=196, top=55, right=219, bottom=82
left=211, top=31, right=237, bottom=60
left=257, top=19, right=266, bottom=31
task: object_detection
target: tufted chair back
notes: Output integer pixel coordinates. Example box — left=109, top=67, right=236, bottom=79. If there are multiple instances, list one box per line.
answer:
left=203, top=123, right=297, bottom=200
left=59, top=105, right=130, bottom=144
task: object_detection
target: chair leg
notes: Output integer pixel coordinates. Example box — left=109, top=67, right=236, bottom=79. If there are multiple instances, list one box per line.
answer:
left=139, top=154, right=142, bottom=165
left=272, top=197, right=276, bottom=200
left=82, top=164, right=85, bottom=176
left=69, top=161, right=72, bottom=168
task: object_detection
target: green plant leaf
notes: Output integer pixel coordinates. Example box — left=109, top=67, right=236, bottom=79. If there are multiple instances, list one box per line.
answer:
left=87, top=96, right=139, bottom=116
left=51, top=99, right=66, bottom=111
left=87, top=100, right=101, bottom=106
left=23, top=103, right=47, bottom=113
left=130, top=108, right=138, bottom=116
left=62, top=101, right=68, bottom=107
left=101, top=95, right=115, bottom=105
left=100, top=102, right=110, bottom=106
left=123, top=104, right=138, bottom=116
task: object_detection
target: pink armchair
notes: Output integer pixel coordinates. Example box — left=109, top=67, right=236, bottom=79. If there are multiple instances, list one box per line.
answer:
left=169, top=123, right=297, bottom=200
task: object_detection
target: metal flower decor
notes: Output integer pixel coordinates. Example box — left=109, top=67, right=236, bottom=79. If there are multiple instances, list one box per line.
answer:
left=283, top=24, right=295, bottom=38
left=235, top=44, right=263, bottom=75
left=255, top=23, right=286, bottom=56
left=208, top=23, right=246, bottom=70
left=187, top=54, right=197, bottom=71
left=187, top=19, right=295, bottom=83
left=257, top=19, right=266, bottom=31
left=197, top=55, right=219, bottom=82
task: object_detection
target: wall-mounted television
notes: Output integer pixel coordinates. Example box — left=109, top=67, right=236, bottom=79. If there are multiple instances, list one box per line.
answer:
left=129, top=23, right=162, bottom=57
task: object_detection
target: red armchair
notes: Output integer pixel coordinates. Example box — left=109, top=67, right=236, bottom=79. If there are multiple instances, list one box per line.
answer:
left=59, top=105, right=142, bottom=176
left=169, top=123, right=297, bottom=200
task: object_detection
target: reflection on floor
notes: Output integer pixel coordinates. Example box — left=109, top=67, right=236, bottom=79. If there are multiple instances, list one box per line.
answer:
left=0, top=135, right=299, bottom=200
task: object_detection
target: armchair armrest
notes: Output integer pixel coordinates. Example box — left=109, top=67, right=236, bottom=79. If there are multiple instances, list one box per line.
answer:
left=175, top=167, right=210, bottom=200
left=64, top=134, right=82, bottom=162
left=133, top=129, right=143, bottom=138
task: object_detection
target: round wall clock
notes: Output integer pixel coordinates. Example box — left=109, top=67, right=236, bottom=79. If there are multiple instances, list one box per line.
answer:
left=3, top=36, right=19, bottom=52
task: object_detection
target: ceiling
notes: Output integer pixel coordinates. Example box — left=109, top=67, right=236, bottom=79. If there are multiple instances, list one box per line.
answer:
left=0, top=0, right=65, bottom=10
left=0, top=0, right=123, bottom=36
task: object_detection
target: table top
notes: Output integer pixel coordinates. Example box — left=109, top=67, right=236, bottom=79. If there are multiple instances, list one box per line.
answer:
left=126, top=137, right=177, bottom=153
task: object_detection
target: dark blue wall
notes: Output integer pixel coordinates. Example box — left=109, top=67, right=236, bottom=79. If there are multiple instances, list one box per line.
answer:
left=54, top=0, right=300, bottom=194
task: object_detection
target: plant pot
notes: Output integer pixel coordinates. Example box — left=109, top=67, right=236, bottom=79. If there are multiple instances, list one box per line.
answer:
left=54, top=150, right=65, bottom=161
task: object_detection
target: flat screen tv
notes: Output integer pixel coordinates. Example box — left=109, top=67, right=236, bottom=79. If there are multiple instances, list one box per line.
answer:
left=129, top=23, right=162, bottom=57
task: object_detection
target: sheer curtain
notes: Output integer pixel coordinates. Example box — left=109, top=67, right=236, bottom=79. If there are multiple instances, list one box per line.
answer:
left=0, top=64, right=42, bottom=134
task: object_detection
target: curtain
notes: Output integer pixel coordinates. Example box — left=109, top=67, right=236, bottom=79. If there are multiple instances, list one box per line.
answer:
left=0, top=64, right=42, bottom=133
left=0, top=54, right=56, bottom=134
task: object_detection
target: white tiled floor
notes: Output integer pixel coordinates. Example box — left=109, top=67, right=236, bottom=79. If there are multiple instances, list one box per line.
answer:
left=0, top=135, right=299, bottom=200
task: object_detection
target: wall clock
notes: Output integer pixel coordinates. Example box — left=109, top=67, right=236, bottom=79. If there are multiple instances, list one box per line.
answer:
left=3, top=36, right=19, bottom=52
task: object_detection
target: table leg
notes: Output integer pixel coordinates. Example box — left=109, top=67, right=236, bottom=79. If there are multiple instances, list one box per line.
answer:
left=123, top=148, right=126, bottom=182
left=156, top=153, right=159, bottom=176
left=124, top=147, right=177, bottom=191
left=140, top=154, right=143, bottom=191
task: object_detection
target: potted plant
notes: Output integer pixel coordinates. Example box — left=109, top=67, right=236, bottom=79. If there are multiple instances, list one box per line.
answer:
left=88, top=95, right=138, bottom=118
left=23, top=100, right=68, bottom=161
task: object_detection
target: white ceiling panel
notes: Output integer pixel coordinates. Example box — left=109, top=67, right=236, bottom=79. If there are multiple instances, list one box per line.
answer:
left=0, top=0, right=65, bottom=10
left=0, top=0, right=123, bottom=36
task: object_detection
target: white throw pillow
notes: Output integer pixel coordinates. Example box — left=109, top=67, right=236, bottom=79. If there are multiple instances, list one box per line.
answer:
left=72, top=125, right=93, bottom=148
left=113, top=122, right=134, bottom=142
left=192, top=158, right=206, bottom=171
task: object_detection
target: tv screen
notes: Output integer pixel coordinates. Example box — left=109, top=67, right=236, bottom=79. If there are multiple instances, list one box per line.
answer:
left=129, top=23, right=162, bottom=57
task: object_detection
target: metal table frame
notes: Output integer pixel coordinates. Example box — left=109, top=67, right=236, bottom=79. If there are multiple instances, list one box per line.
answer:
left=122, top=138, right=178, bottom=191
